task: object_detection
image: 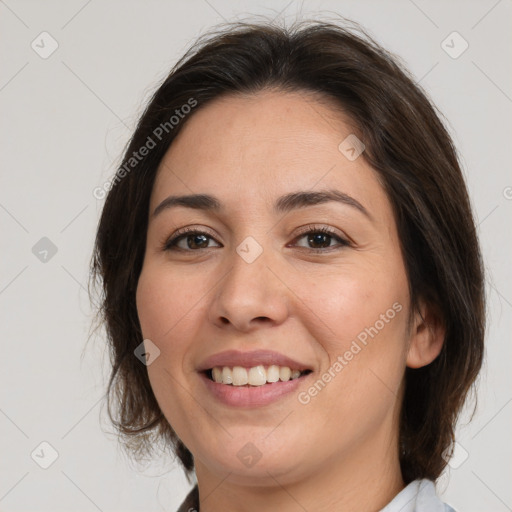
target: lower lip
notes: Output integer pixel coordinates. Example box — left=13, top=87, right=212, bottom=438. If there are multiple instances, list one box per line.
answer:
left=200, top=372, right=310, bottom=407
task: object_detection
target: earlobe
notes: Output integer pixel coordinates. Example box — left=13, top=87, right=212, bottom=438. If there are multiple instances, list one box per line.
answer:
left=406, top=302, right=445, bottom=369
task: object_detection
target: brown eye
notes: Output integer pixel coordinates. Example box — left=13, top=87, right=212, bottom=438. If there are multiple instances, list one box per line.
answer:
left=181, top=234, right=209, bottom=249
left=164, top=230, right=221, bottom=251
left=307, top=232, right=333, bottom=249
left=293, top=227, right=349, bottom=252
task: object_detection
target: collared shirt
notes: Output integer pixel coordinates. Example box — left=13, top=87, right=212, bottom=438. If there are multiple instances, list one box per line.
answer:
left=176, top=478, right=457, bottom=511
left=380, top=479, right=456, bottom=511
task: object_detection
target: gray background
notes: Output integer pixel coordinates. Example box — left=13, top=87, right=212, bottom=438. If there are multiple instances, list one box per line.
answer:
left=1, top=0, right=511, bottom=510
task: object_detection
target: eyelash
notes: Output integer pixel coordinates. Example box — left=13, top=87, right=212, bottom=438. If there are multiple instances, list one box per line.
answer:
left=162, top=225, right=350, bottom=254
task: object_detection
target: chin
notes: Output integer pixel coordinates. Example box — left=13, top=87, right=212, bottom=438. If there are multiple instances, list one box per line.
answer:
left=194, top=432, right=312, bottom=484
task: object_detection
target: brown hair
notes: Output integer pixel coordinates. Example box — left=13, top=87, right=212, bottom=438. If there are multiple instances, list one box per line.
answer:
left=91, top=19, right=485, bottom=483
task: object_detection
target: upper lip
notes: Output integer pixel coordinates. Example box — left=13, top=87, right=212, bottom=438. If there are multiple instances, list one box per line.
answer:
left=197, top=350, right=312, bottom=372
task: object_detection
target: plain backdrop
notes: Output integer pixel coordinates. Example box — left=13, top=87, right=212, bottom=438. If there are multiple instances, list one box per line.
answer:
left=1, top=1, right=511, bottom=511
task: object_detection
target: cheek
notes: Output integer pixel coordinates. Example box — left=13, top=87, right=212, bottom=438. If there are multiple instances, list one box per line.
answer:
left=135, top=263, right=209, bottom=408
left=136, top=263, right=208, bottom=344
left=135, top=265, right=210, bottom=431
left=297, top=262, right=409, bottom=355
left=292, top=260, right=409, bottom=417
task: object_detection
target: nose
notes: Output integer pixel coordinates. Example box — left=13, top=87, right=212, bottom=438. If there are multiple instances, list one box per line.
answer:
left=208, top=246, right=290, bottom=333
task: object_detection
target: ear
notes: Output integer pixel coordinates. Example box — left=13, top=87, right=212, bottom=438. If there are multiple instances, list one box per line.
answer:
left=406, top=300, right=445, bottom=369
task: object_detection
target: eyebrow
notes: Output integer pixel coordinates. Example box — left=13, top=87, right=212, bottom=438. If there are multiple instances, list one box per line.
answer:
left=152, top=189, right=371, bottom=219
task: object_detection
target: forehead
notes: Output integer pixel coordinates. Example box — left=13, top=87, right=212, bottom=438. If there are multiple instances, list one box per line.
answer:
left=151, top=91, right=390, bottom=220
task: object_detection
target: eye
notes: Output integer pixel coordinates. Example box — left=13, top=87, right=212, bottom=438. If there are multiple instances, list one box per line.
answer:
left=163, top=228, right=222, bottom=251
left=291, top=226, right=350, bottom=252
left=162, top=225, right=350, bottom=253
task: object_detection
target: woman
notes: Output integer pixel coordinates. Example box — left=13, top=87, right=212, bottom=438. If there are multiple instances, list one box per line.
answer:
left=91, top=19, right=485, bottom=511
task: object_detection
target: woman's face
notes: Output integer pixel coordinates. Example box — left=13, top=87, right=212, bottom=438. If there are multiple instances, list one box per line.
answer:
left=136, top=90, right=421, bottom=485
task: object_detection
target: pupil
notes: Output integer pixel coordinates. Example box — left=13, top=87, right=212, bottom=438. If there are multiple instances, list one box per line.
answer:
left=308, top=233, right=330, bottom=248
left=189, top=234, right=208, bottom=249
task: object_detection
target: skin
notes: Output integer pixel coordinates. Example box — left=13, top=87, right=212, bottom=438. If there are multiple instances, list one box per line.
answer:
left=136, top=90, right=444, bottom=511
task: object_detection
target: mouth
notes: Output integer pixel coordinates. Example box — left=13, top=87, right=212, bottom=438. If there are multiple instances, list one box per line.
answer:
left=203, top=365, right=313, bottom=387
left=197, top=349, right=314, bottom=406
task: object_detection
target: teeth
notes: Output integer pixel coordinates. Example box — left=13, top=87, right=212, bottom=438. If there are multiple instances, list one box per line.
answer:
left=266, top=365, right=280, bottom=383
left=209, top=365, right=307, bottom=386
left=232, top=366, right=248, bottom=386
left=212, top=367, right=223, bottom=383
left=248, top=365, right=266, bottom=386
left=290, top=369, right=301, bottom=379
left=279, top=366, right=291, bottom=382
left=221, top=367, right=233, bottom=385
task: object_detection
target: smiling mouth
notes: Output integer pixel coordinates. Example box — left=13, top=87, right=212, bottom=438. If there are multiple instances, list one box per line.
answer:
left=204, top=365, right=313, bottom=387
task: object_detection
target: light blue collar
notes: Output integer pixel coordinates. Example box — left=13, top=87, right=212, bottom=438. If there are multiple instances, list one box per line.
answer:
left=177, top=478, right=457, bottom=511
left=380, top=479, right=456, bottom=512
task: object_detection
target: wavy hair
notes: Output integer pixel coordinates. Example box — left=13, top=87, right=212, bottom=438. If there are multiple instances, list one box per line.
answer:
left=91, top=19, right=485, bottom=483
